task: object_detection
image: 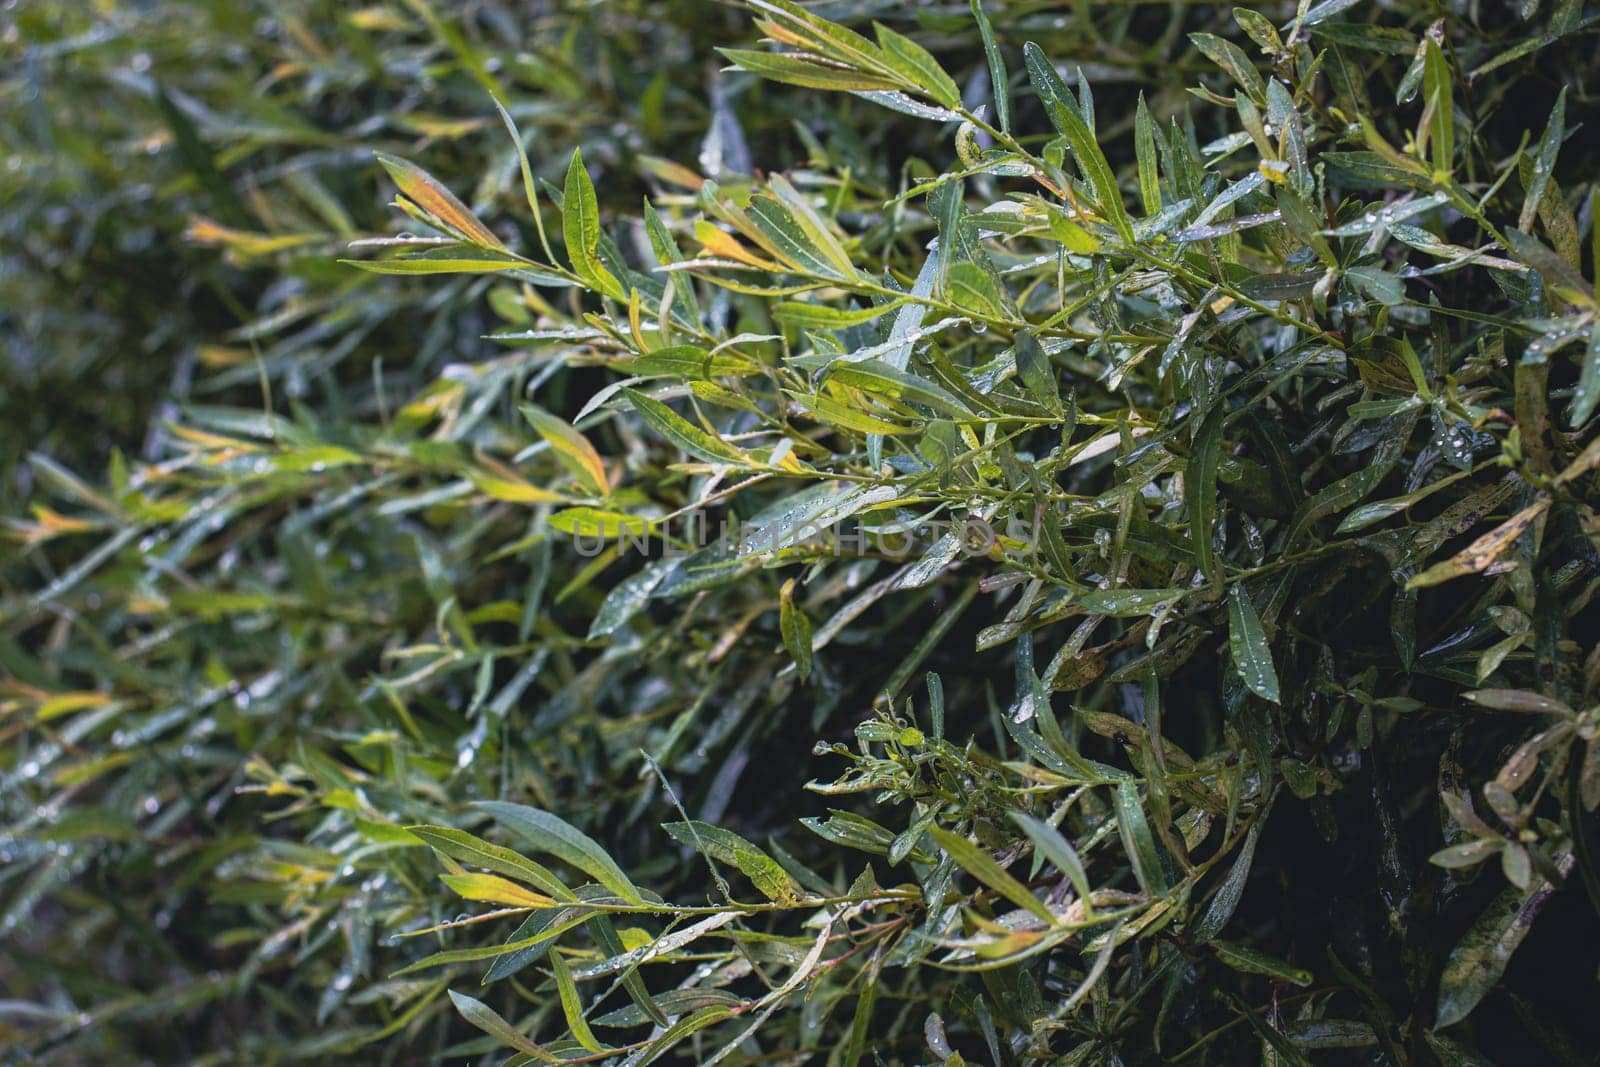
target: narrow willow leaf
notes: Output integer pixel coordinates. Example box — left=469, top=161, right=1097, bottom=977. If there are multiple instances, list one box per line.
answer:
left=717, top=48, right=899, bottom=92
left=475, top=802, right=646, bottom=905
left=441, top=873, right=555, bottom=909
left=662, top=819, right=799, bottom=904
left=1113, top=780, right=1170, bottom=897
left=448, top=989, right=554, bottom=1060
left=1407, top=497, right=1550, bottom=589
left=375, top=153, right=506, bottom=251
left=1189, top=407, right=1224, bottom=585
left=842, top=964, right=879, bottom=1067
left=563, top=148, right=625, bottom=299
left=1009, top=812, right=1092, bottom=912
left=793, top=390, right=917, bottom=435
left=624, top=389, right=753, bottom=465
left=748, top=195, right=849, bottom=279
left=483, top=898, right=607, bottom=983
left=635, top=1006, right=737, bottom=1066
left=408, top=826, right=576, bottom=901
left=929, top=826, right=1055, bottom=923
left=773, top=300, right=900, bottom=330
left=588, top=915, right=668, bottom=1027
left=829, top=360, right=973, bottom=417
left=1075, top=587, right=1183, bottom=617
left=1047, top=211, right=1099, bottom=254
left=342, top=252, right=525, bottom=275
left=550, top=951, right=609, bottom=1053
left=1436, top=881, right=1554, bottom=1027
left=1191, top=813, right=1264, bottom=941
left=1227, top=584, right=1280, bottom=704
left=1422, top=40, right=1454, bottom=173
left=1189, top=33, right=1265, bottom=102
left=1522, top=90, right=1567, bottom=231
left=1134, top=93, right=1161, bottom=216
left=547, top=507, right=650, bottom=539
left=873, top=23, right=961, bottom=107
left=1570, top=322, right=1599, bottom=427
left=1012, top=332, right=1059, bottom=408
left=768, top=174, right=856, bottom=278
left=1022, top=43, right=1133, bottom=242
left=593, top=990, right=742, bottom=1028
left=491, top=97, right=550, bottom=258
left=521, top=405, right=607, bottom=497
left=1462, top=689, right=1574, bottom=716
left=1212, top=941, right=1313, bottom=986
left=588, top=560, right=673, bottom=640
left=779, top=578, right=814, bottom=683
left=970, top=0, right=1009, bottom=133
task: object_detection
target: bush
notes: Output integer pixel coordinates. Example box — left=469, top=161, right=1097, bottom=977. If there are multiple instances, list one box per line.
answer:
left=4, top=0, right=1599, bottom=1063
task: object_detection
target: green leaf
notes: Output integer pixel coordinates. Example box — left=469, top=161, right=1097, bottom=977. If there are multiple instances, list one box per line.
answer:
left=1022, top=43, right=1133, bottom=242
left=662, top=819, right=800, bottom=904
left=873, top=23, right=960, bottom=107
left=1189, top=33, right=1265, bottom=102
left=1436, top=882, right=1551, bottom=1028
left=1012, top=332, right=1059, bottom=409
left=623, top=389, right=754, bottom=465
left=1189, top=407, right=1225, bottom=585
left=563, top=148, right=626, bottom=299
left=1422, top=40, right=1454, bottom=174
left=970, top=0, right=1009, bottom=133
left=1075, top=587, right=1184, bottom=617
left=1212, top=940, right=1313, bottom=986
left=1112, top=780, right=1170, bottom=897
left=841, top=963, right=879, bottom=1067
left=1134, top=93, right=1161, bottom=216
left=779, top=578, right=814, bottom=683
left=829, top=360, right=973, bottom=418
left=547, top=507, right=651, bottom=539
left=587, top=914, right=667, bottom=1027
left=1008, top=812, right=1092, bottom=913
left=448, top=989, right=555, bottom=1060
left=475, top=802, right=646, bottom=905
left=1570, top=322, right=1599, bottom=427
left=929, top=826, right=1055, bottom=924
left=1520, top=87, right=1566, bottom=232
left=1227, top=584, right=1280, bottom=703
left=1047, top=210, right=1100, bottom=254
left=718, top=48, right=899, bottom=92
left=1191, top=813, right=1264, bottom=941
left=768, top=174, right=857, bottom=279
left=550, top=950, right=609, bottom=1053
left=408, top=826, right=576, bottom=901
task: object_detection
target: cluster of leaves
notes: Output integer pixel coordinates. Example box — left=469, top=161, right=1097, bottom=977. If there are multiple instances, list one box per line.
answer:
left=4, top=0, right=1600, bottom=1063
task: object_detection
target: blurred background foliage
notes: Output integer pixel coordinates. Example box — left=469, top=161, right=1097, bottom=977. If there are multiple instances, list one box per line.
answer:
left=3, top=0, right=1599, bottom=1064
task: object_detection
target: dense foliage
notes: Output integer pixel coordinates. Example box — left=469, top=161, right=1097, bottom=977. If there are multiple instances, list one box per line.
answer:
left=5, top=0, right=1600, bottom=1063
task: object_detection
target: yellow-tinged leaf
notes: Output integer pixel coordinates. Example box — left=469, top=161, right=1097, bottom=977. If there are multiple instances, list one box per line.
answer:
left=38, top=691, right=114, bottom=721
left=547, top=507, right=652, bottom=538
left=1407, top=497, right=1550, bottom=589
left=468, top=470, right=568, bottom=505
left=375, top=152, right=507, bottom=251
left=440, top=872, right=555, bottom=908
left=693, top=220, right=785, bottom=271
left=521, top=405, right=609, bottom=496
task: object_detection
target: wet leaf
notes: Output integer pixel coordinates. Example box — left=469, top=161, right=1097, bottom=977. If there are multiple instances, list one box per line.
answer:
left=1227, top=585, right=1280, bottom=704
